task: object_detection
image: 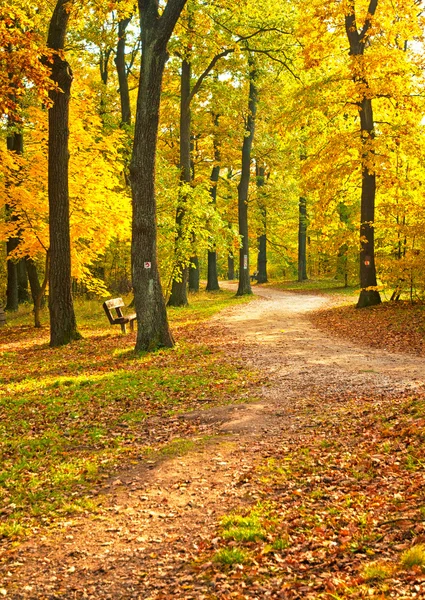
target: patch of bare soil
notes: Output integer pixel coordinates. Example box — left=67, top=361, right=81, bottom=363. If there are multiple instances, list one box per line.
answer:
left=1, top=284, right=425, bottom=599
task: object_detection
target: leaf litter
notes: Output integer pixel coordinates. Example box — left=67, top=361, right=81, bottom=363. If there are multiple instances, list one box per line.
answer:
left=1, top=286, right=425, bottom=598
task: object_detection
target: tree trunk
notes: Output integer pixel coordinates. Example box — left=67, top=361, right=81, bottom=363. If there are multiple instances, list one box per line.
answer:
left=228, top=254, right=235, bottom=280
left=47, top=0, right=81, bottom=346
left=356, top=96, right=381, bottom=307
left=130, top=0, right=186, bottom=351
left=5, top=238, right=19, bottom=311
left=17, top=259, right=29, bottom=303
left=237, top=59, right=257, bottom=297
left=345, top=0, right=381, bottom=308
left=168, top=57, right=191, bottom=307
left=298, top=196, right=308, bottom=282
left=26, top=258, right=43, bottom=307
left=188, top=255, right=199, bottom=292
left=5, top=130, right=23, bottom=311
left=115, top=17, right=132, bottom=127
left=206, top=124, right=220, bottom=291
left=34, top=252, right=50, bottom=328
left=99, top=47, right=112, bottom=125
left=256, top=165, right=268, bottom=284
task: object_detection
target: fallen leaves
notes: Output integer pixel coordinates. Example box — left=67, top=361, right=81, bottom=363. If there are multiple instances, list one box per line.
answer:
left=310, top=300, right=425, bottom=357
left=198, top=392, right=425, bottom=598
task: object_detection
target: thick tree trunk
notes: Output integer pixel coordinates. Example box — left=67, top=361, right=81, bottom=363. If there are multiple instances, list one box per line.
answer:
left=115, top=17, right=132, bottom=127
left=298, top=196, right=308, bottom=282
left=47, top=0, right=81, bottom=346
left=130, top=0, right=186, bottom=351
left=356, top=96, right=381, bottom=307
left=206, top=251, right=219, bottom=290
left=345, top=0, right=381, bottom=309
left=256, top=165, right=268, bottom=284
left=237, top=61, right=257, bottom=297
left=168, top=58, right=191, bottom=307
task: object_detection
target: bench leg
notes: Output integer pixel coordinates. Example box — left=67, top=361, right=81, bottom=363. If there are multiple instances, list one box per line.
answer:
left=130, top=319, right=135, bottom=332
left=120, top=323, right=127, bottom=334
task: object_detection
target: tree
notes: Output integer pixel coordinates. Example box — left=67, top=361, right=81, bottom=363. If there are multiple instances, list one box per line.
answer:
left=47, top=0, right=81, bottom=346
left=237, top=57, right=257, bottom=296
left=206, top=114, right=221, bottom=291
left=5, top=126, right=23, bottom=311
left=344, top=0, right=381, bottom=308
left=130, top=0, right=187, bottom=351
left=256, top=164, right=268, bottom=284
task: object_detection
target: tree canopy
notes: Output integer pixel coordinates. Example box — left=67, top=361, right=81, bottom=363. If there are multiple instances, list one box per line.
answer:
left=2, top=0, right=425, bottom=346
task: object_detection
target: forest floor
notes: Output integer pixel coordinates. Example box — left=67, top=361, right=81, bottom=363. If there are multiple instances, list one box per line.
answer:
left=1, top=284, right=425, bottom=598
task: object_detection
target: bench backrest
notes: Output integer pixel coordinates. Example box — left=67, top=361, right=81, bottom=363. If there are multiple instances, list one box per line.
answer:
left=103, top=298, right=125, bottom=324
left=104, top=298, right=124, bottom=310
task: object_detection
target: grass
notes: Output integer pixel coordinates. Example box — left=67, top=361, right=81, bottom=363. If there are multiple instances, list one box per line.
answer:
left=0, top=290, right=257, bottom=539
left=362, top=562, right=393, bottom=582
left=221, top=513, right=267, bottom=542
left=401, top=545, right=425, bottom=569
left=213, top=548, right=248, bottom=566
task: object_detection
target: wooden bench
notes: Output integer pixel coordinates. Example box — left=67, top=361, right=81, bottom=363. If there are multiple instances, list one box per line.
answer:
left=102, top=298, right=137, bottom=334
left=250, top=271, right=258, bottom=282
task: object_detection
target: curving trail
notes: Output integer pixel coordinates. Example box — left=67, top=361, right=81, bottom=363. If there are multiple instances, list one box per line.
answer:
left=2, top=284, right=424, bottom=599
left=223, top=283, right=424, bottom=396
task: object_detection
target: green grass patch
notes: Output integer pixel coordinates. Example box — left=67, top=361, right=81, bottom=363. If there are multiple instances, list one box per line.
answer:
left=221, top=513, right=267, bottom=542
left=213, top=548, right=248, bottom=566
left=0, top=290, right=258, bottom=538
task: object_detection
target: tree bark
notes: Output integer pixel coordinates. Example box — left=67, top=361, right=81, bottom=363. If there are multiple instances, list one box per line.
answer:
left=26, top=258, right=43, bottom=307
left=227, top=254, right=235, bottom=280
left=47, top=0, right=81, bottom=346
left=298, top=196, right=307, bottom=282
left=115, top=17, right=132, bottom=127
left=17, top=259, right=29, bottom=302
left=5, top=129, right=23, bottom=311
left=34, top=252, right=50, bottom=328
left=256, top=165, right=268, bottom=284
left=168, top=57, right=191, bottom=306
left=5, top=238, right=19, bottom=311
left=188, top=255, right=199, bottom=292
left=237, top=59, right=257, bottom=296
left=130, top=0, right=186, bottom=351
left=345, top=0, right=381, bottom=308
left=206, top=121, right=220, bottom=291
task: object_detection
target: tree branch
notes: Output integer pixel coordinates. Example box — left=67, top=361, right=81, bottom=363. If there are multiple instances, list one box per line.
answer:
left=158, top=0, right=188, bottom=46
left=360, top=0, right=379, bottom=41
left=186, top=48, right=234, bottom=107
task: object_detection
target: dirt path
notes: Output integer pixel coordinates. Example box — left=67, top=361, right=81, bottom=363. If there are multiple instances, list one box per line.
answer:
left=1, top=285, right=424, bottom=599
